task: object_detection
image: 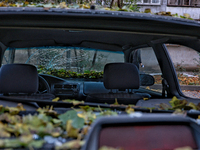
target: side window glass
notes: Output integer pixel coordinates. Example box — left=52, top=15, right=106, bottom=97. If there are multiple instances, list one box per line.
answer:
left=129, top=47, right=162, bottom=93
left=166, top=44, right=200, bottom=98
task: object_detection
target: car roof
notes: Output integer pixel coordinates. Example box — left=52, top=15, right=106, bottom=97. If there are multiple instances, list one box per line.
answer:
left=0, top=7, right=199, bottom=51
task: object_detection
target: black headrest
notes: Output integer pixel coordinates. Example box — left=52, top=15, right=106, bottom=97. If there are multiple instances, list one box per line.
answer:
left=103, top=63, right=140, bottom=89
left=0, top=64, right=38, bottom=94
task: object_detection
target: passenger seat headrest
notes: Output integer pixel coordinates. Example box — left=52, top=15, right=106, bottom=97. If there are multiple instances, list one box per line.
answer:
left=103, top=63, right=140, bottom=89
left=0, top=64, right=38, bottom=94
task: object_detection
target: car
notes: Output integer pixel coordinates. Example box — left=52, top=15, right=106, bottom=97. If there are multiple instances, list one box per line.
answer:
left=0, top=5, right=199, bottom=150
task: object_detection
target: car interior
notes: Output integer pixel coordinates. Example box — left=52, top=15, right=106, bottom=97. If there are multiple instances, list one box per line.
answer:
left=0, top=28, right=200, bottom=110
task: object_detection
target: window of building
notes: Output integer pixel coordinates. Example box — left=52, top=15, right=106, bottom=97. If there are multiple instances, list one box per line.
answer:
left=137, top=0, right=161, bottom=5
left=168, top=0, right=200, bottom=6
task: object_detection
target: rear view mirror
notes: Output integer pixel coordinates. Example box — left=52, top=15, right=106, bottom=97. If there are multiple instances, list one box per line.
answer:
left=140, top=74, right=155, bottom=86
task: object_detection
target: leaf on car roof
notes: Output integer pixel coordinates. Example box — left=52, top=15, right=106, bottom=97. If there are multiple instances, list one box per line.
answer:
left=55, top=140, right=85, bottom=150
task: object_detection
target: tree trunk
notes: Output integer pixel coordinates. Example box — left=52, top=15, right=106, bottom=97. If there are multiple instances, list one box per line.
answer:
left=89, top=50, right=97, bottom=71
left=66, top=50, right=71, bottom=70
left=74, top=48, right=79, bottom=72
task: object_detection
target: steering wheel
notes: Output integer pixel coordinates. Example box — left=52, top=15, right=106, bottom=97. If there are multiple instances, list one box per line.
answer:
left=38, top=75, right=51, bottom=94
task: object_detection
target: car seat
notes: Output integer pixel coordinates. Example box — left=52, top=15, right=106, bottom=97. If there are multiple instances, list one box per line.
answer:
left=85, top=63, right=150, bottom=104
left=0, top=63, right=55, bottom=100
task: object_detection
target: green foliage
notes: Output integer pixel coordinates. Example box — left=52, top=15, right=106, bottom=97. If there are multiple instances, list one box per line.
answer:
left=38, top=66, right=104, bottom=79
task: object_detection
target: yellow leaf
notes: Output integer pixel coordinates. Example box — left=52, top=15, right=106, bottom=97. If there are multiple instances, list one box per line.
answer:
left=104, top=8, right=111, bottom=10
left=16, top=103, right=26, bottom=111
left=113, top=98, right=119, bottom=105
left=51, top=132, right=61, bottom=137
left=82, top=4, right=90, bottom=9
left=52, top=97, right=60, bottom=102
left=19, top=134, right=33, bottom=143
left=66, top=120, right=78, bottom=138
left=125, top=107, right=134, bottom=114
left=143, top=98, right=149, bottom=101
left=188, top=102, right=198, bottom=110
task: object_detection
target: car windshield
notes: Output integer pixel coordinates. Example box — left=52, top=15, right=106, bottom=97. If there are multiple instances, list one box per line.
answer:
left=2, top=46, right=124, bottom=78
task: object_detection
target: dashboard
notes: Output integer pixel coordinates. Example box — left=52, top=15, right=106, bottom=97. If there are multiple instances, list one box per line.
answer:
left=39, top=74, right=110, bottom=100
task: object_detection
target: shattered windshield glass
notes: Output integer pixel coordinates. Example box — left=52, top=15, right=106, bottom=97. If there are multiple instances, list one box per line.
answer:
left=2, top=46, right=124, bottom=79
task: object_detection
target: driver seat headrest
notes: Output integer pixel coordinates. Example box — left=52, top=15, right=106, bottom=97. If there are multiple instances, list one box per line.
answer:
left=0, top=64, right=38, bottom=94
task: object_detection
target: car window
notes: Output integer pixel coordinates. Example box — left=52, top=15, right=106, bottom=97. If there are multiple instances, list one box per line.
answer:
left=2, top=46, right=124, bottom=78
left=165, top=44, right=200, bottom=99
left=129, top=47, right=162, bottom=93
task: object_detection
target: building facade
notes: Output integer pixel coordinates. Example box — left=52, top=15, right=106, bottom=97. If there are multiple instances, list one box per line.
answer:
left=138, top=0, right=200, bottom=19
